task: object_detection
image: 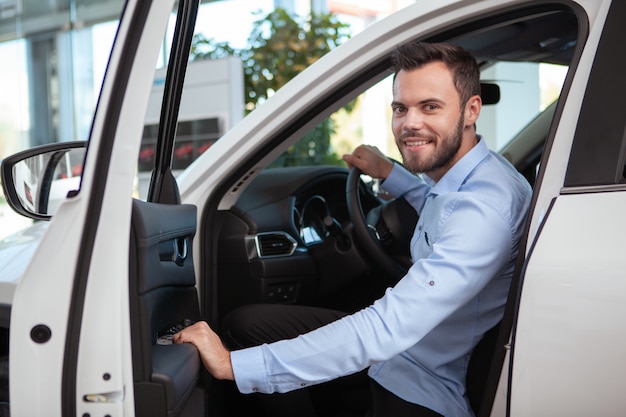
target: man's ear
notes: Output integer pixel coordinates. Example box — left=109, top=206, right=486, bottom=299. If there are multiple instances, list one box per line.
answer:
left=464, top=95, right=482, bottom=127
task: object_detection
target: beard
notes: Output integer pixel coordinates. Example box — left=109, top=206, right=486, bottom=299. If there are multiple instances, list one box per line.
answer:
left=399, top=115, right=464, bottom=175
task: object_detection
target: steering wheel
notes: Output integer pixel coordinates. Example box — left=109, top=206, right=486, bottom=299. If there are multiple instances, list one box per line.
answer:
left=346, top=167, right=418, bottom=281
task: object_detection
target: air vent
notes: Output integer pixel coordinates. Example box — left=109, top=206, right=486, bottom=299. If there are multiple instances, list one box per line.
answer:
left=255, top=232, right=297, bottom=258
left=230, top=169, right=258, bottom=194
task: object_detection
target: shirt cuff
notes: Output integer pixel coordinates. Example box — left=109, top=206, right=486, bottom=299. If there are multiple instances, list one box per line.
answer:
left=381, top=163, right=417, bottom=197
left=231, top=346, right=270, bottom=394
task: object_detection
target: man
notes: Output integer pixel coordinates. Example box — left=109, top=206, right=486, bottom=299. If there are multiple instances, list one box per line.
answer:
left=173, top=42, right=532, bottom=417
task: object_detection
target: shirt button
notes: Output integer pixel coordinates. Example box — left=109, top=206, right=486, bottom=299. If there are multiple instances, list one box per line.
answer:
left=300, top=383, right=307, bottom=387
left=428, top=281, right=435, bottom=286
left=252, top=388, right=259, bottom=392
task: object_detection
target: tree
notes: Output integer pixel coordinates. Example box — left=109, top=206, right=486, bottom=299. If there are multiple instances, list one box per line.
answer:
left=190, top=8, right=352, bottom=167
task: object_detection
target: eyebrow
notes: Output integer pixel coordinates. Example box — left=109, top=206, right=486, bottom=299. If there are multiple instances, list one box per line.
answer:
left=391, top=98, right=446, bottom=107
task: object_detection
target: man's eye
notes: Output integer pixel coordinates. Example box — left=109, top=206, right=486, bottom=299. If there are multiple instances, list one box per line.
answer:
left=425, top=104, right=439, bottom=111
left=392, top=106, right=406, bottom=114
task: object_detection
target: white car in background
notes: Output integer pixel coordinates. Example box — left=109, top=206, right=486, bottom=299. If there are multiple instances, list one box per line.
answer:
left=0, top=0, right=625, bottom=416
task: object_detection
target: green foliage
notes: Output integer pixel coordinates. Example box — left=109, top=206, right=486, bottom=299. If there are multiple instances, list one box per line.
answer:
left=190, top=8, right=351, bottom=167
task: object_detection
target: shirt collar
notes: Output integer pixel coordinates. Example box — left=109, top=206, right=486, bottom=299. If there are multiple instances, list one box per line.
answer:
left=423, top=135, right=489, bottom=194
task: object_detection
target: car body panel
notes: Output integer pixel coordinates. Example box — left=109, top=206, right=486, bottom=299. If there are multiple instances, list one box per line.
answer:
left=513, top=191, right=626, bottom=416
left=0, top=222, right=47, bottom=305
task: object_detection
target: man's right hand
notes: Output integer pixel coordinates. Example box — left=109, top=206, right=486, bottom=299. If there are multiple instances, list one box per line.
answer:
left=342, top=145, right=394, bottom=179
left=172, top=321, right=234, bottom=381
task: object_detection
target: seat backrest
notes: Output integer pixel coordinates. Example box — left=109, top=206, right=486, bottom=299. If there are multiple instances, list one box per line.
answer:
left=466, top=321, right=501, bottom=416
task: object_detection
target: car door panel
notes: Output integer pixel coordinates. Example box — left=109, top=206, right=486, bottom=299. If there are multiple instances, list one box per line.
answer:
left=129, top=199, right=202, bottom=417
left=63, top=2, right=176, bottom=417
left=511, top=191, right=626, bottom=415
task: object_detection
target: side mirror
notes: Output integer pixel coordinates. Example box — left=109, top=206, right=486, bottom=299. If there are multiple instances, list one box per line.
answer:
left=1, top=141, right=87, bottom=220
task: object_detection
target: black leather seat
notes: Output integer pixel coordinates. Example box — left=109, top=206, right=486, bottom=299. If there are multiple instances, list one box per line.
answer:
left=466, top=321, right=502, bottom=416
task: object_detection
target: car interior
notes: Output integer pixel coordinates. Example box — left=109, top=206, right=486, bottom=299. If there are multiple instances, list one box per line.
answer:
left=0, top=3, right=581, bottom=417
left=194, top=6, right=580, bottom=417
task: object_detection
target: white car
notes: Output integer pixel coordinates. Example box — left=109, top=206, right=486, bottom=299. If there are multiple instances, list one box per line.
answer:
left=0, top=0, right=625, bottom=416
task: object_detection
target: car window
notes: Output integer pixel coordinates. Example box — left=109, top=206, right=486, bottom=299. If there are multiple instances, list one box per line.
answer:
left=265, top=60, right=567, bottom=172
left=141, top=4, right=575, bottom=199
left=138, top=2, right=351, bottom=200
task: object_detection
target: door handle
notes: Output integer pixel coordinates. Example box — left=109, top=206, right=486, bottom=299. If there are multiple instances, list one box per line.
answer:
left=173, top=237, right=188, bottom=266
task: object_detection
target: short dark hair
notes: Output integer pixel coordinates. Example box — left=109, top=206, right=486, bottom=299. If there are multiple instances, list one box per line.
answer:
left=391, top=42, right=481, bottom=106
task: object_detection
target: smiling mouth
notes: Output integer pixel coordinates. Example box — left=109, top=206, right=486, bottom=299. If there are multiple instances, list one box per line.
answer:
left=402, top=136, right=435, bottom=150
left=404, top=140, right=431, bottom=147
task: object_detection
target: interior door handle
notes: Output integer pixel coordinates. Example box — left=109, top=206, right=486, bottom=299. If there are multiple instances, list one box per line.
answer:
left=173, top=237, right=188, bottom=266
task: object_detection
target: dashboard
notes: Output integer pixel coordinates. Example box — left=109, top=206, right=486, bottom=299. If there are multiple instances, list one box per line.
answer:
left=213, top=166, right=384, bottom=316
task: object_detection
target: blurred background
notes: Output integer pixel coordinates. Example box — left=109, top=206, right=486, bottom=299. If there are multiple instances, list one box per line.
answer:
left=0, top=0, right=563, bottom=238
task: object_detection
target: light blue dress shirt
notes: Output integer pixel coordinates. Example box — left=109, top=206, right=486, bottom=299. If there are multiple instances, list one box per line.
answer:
left=231, top=137, right=532, bottom=417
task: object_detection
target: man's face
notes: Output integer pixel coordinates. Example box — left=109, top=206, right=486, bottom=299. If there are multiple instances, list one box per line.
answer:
left=391, top=61, right=469, bottom=181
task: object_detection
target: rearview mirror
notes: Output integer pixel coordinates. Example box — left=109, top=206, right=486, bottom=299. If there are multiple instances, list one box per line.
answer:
left=480, top=82, right=500, bottom=105
left=1, top=142, right=87, bottom=220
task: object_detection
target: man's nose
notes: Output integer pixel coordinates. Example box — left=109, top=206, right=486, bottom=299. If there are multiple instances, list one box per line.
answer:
left=403, top=108, right=424, bottom=130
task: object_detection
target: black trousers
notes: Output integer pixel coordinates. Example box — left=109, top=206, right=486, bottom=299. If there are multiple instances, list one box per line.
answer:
left=221, top=304, right=443, bottom=417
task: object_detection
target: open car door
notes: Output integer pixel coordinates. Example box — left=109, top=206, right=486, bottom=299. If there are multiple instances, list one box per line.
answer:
left=6, top=1, right=197, bottom=416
